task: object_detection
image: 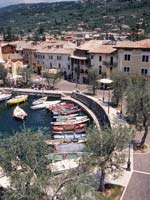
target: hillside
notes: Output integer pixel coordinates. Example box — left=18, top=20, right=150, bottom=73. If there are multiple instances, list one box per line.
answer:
left=0, top=0, right=150, bottom=37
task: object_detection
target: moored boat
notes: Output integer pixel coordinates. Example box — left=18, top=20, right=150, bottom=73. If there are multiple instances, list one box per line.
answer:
left=13, top=105, right=27, bottom=120
left=53, top=113, right=79, bottom=119
left=48, top=102, right=75, bottom=111
left=32, top=96, right=47, bottom=105
left=31, top=100, right=61, bottom=110
left=53, top=108, right=81, bottom=116
left=7, top=95, right=28, bottom=105
left=52, top=123, right=87, bottom=131
left=51, top=117, right=89, bottom=126
left=56, top=115, right=88, bottom=122
left=52, top=128, right=86, bottom=135
left=0, top=93, right=12, bottom=102
left=53, top=132, right=86, bottom=139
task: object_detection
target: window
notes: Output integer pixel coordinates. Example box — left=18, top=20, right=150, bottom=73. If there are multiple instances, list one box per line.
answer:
left=68, top=65, right=70, bottom=69
left=50, top=63, right=52, bottom=68
left=142, top=55, right=149, bottom=62
left=124, top=54, right=131, bottom=61
left=99, top=56, right=102, bottom=61
left=124, top=67, right=130, bottom=73
left=91, top=55, right=93, bottom=59
left=59, top=64, right=61, bottom=68
left=81, top=60, right=84, bottom=65
left=57, top=56, right=61, bottom=60
left=68, top=57, right=70, bottom=61
left=141, top=68, right=148, bottom=75
left=99, top=66, right=102, bottom=74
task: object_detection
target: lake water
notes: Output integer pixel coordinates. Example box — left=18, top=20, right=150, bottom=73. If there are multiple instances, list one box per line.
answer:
left=0, top=96, right=56, bottom=138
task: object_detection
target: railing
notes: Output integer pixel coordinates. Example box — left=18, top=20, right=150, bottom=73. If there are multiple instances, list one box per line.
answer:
left=71, top=92, right=110, bottom=128
left=102, top=61, right=118, bottom=67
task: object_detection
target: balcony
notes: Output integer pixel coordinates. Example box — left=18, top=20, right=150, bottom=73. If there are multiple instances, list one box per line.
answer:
left=102, top=61, right=118, bottom=67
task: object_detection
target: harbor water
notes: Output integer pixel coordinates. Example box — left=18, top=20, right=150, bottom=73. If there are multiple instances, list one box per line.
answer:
left=0, top=95, right=54, bottom=138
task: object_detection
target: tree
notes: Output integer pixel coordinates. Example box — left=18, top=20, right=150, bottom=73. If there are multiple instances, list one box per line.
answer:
left=43, top=69, right=62, bottom=89
left=111, top=72, right=128, bottom=112
left=0, top=63, right=8, bottom=86
left=88, top=66, right=99, bottom=95
left=17, top=66, right=34, bottom=86
left=0, top=129, right=53, bottom=199
left=126, top=76, right=150, bottom=146
left=85, top=125, right=131, bottom=192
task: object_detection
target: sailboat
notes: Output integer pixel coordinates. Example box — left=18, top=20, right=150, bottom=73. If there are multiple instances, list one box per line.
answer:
left=13, top=106, right=27, bottom=120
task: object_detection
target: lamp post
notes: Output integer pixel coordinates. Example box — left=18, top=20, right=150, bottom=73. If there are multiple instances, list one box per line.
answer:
left=126, top=144, right=131, bottom=171
left=108, top=89, right=111, bottom=114
left=102, top=84, right=105, bottom=102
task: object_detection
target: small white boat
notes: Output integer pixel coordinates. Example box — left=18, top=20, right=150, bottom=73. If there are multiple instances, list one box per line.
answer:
left=0, top=93, right=12, bottom=101
left=31, top=100, right=61, bottom=110
left=32, top=96, right=47, bottom=105
left=31, top=103, right=46, bottom=110
left=13, top=106, right=27, bottom=120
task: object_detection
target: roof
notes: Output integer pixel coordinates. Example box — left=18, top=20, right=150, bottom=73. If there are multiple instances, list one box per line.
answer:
left=89, top=44, right=117, bottom=54
left=3, top=53, right=23, bottom=61
left=116, top=39, right=150, bottom=49
left=36, top=47, right=74, bottom=55
left=77, top=40, right=111, bottom=51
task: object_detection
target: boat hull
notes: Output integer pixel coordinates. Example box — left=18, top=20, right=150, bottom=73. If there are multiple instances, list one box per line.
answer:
left=7, top=95, right=28, bottom=105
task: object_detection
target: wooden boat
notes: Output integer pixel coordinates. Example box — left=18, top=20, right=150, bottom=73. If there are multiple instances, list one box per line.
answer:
left=31, top=100, right=61, bottom=110
left=7, top=95, right=28, bottom=105
left=32, top=96, right=47, bottom=105
left=0, top=93, right=12, bottom=101
left=13, top=106, right=27, bottom=120
left=49, top=103, right=75, bottom=111
left=51, top=117, right=89, bottom=126
left=47, top=152, right=87, bottom=161
left=53, top=108, right=81, bottom=116
left=56, top=115, right=88, bottom=122
left=45, top=137, right=86, bottom=146
left=52, top=105, right=79, bottom=114
left=52, top=128, right=86, bottom=135
left=53, top=113, right=79, bottom=119
left=52, top=123, right=87, bottom=131
left=53, top=132, right=86, bottom=139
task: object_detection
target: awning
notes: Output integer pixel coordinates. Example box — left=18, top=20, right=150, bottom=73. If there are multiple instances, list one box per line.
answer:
left=97, top=78, right=113, bottom=84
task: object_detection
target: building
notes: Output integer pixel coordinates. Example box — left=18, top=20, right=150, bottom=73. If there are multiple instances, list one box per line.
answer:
left=1, top=43, right=24, bottom=80
left=71, top=40, right=118, bottom=83
left=116, top=39, right=150, bottom=76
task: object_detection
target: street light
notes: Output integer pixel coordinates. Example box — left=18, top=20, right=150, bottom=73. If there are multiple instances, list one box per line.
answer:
left=126, top=144, right=131, bottom=171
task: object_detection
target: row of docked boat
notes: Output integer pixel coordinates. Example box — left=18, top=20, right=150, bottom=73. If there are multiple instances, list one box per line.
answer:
left=50, top=101, right=90, bottom=140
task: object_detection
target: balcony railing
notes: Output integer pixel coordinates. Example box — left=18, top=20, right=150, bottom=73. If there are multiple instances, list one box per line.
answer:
left=102, top=61, right=118, bottom=67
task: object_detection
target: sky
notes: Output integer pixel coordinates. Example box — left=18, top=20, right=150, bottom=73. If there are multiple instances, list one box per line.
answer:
left=0, top=0, right=74, bottom=8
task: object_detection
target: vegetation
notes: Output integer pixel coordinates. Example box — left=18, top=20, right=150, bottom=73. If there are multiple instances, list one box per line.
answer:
left=85, top=125, right=131, bottom=192
left=0, top=63, right=8, bottom=86
left=0, top=129, right=52, bottom=200
left=0, top=0, right=150, bottom=38
left=43, top=69, right=62, bottom=89
left=126, top=76, right=150, bottom=147
left=88, top=66, right=99, bottom=95
left=111, top=72, right=128, bottom=111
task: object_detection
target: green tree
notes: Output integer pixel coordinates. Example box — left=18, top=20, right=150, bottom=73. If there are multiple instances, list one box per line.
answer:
left=88, top=66, right=99, bottom=95
left=43, top=69, right=62, bottom=89
left=126, top=76, right=150, bottom=146
left=17, top=66, right=34, bottom=86
left=111, top=72, right=128, bottom=112
left=0, top=129, right=52, bottom=199
left=0, top=63, right=8, bottom=86
left=85, top=125, right=131, bottom=192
